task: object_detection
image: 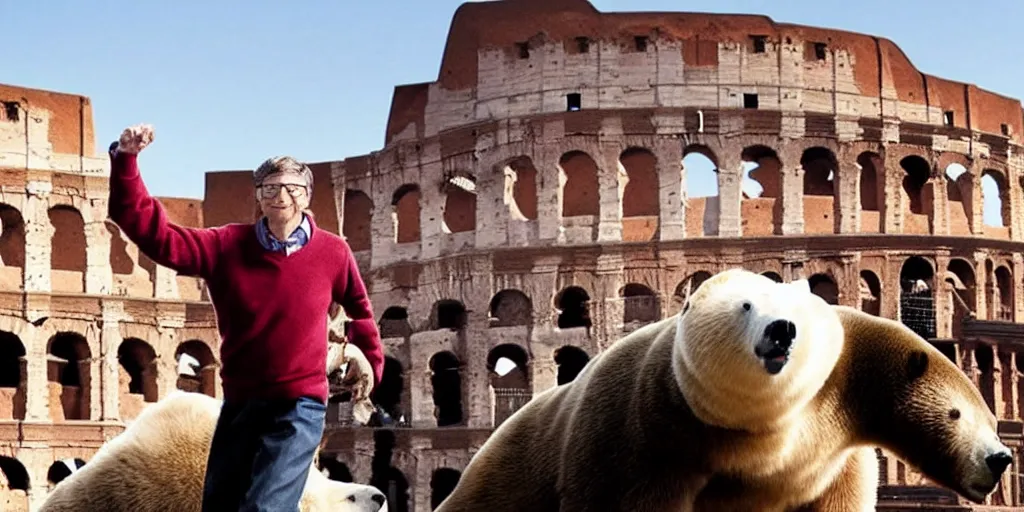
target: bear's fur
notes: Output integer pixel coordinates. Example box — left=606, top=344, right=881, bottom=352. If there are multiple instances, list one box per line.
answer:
left=436, top=268, right=1011, bottom=512
left=38, top=391, right=388, bottom=512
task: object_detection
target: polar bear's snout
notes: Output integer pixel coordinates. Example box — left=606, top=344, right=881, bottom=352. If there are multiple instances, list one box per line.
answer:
left=339, top=485, right=388, bottom=511
left=754, top=319, right=797, bottom=375
left=986, top=450, right=1013, bottom=477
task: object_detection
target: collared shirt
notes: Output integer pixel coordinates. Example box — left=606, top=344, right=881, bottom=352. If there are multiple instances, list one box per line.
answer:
left=255, top=214, right=311, bottom=255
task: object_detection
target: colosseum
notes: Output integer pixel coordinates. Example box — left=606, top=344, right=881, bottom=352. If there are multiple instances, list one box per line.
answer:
left=1, top=0, right=1023, bottom=510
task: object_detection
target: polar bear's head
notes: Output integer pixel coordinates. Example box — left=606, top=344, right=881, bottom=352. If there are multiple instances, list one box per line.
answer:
left=301, top=466, right=388, bottom=511
left=673, top=268, right=844, bottom=430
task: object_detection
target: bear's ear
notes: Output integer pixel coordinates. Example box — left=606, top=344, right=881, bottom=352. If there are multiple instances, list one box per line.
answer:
left=906, top=350, right=929, bottom=382
left=789, top=279, right=810, bottom=294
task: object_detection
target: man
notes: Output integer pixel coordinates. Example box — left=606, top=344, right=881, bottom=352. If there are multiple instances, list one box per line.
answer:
left=107, top=124, right=384, bottom=511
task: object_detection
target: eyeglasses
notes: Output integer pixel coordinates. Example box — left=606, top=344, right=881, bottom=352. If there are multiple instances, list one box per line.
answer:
left=257, top=183, right=307, bottom=198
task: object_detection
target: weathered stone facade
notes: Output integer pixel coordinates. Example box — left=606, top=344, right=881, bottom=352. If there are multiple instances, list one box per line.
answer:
left=315, top=1, right=1024, bottom=510
left=0, top=85, right=221, bottom=511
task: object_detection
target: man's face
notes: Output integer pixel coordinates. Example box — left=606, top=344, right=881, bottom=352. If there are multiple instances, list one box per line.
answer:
left=256, top=173, right=310, bottom=224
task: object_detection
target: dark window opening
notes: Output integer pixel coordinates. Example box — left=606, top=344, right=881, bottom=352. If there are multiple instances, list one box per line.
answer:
left=567, top=93, right=581, bottom=112
left=751, top=36, right=767, bottom=53
left=743, top=93, right=759, bottom=109
left=1001, top=123, right=1010, bottom=136
left=944, top=111, right=955, bottom=126
left=575, top=37, right=590, bottom=53
left=634, top=36, right=648, bottom=52
left=2, top=102, right=19, bottom=122
left=813, top=42, right=827, bottom=60
left=516, top=42, right=529, bottom=59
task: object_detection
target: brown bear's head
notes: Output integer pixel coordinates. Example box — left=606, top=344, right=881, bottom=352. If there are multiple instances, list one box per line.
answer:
left=836, top=306, right=1012, bottom=504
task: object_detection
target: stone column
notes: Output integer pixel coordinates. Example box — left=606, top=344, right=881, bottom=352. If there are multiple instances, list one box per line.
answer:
left=780, top=160, right=805, bottom=235
left=882, top=156, right=905, bottom=234
left=656, top=139, right=685, bottom=240
left=23, top=327, right=49, bottom=422
left=596, top=143, right=624, bottom=242
left=85, top=198, right=113, bottom=295
left=98, top=303, right=124, bottom=421
left=22, top=180, right=53, bottom=293
left=716, top=152, right=743, bottom=238
left=835, top=158, right=860, bottom=234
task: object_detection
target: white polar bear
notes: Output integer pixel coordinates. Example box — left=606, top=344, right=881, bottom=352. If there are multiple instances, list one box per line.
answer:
left=38, top=390, right=387, bottom=512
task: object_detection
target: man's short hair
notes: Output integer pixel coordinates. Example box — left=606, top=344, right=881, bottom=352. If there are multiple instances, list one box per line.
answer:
left=253, top=156, right=313, bottom=193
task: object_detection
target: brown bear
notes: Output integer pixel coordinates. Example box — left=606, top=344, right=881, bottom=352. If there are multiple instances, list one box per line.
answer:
left=436, top=268, right=1012, bottom=511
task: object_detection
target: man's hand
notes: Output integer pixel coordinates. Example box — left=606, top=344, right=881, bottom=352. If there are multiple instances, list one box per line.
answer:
left=117, top=124, right=155, bottom=154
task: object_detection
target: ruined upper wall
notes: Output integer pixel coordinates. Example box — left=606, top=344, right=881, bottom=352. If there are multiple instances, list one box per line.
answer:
left=0, top=83, right=107, bottom=176
left=383, top=0, right=1024, bottom=145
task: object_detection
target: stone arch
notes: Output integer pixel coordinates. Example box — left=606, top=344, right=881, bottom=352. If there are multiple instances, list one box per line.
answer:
left=0, top=329, right=26, bottom=420
left=993, top=266, right=1013, bottom=322
left=342, top=189, right=373, bottom=252
left=373, top=356, right=404, bottom=422
left=117, top=338, right=159, bottom=411
left=682, top=144, right=720, bottom=237
left=761, top=271, right=783, bottom=283
left=808, top=273, right=839, bottom=305
left=981, top=169, right=1011, bottom=229
left=0, top=456, right=29, bottom=491
left=487, top=343, right=529, bottom=389
left=801, top=146, right=837, bottom=234
left=0, top=203, right=26, bottom=270
left=620, top=283, right=660, bottom=325
left=741, top=145, right=782, bottom=235
left=858, top=152, right=882, bottom=213
left=619, top=146, right=659, bottom=241
left=944, top=163, right=971, bottom=233
left=391, top=184, right=420, bottom=244
left=378, top=307, right=412, bottom=338
left=673, top=271, right=712, bottom=310
left=373, top=465, right=409, bottom=512
left=488, top=343, right=531, bottom=426
left=859, top=270, right=881, bottom=316
left=430, top=300, right=467, bottom=331
left=49, top=205, right=87, bottom=272
left=899, top=256, right=936, bottom=339
left=317, top=455, right=353, bottom=482
left=442, top=171, right=476, bottom=234
left=488, top=289, right=532, bottom=327
left=502, top=156, right=538, bottom=221
left=974, top=344, right=996, bottom=413
left=174, top=340, right=217, bottom=397
left=558, top=150, right=600, bottom=217
left=554, top=345, right=590, bottom=385
left=104, top=221, right=134, bottom=275
left=945, top=258, right=976, bottom=339
left=46, top=458, right=85, bottom=487
left=429, top=351, right=463, bottom=427
left=430, top=468, right=462, bottom=509
left=47, top=332, right=91, bottom=421
left=900, top=155, right=931, bottom=216
left=857, top=152, right=883, bottom=233
left=554, top=286, right=591, bottom=329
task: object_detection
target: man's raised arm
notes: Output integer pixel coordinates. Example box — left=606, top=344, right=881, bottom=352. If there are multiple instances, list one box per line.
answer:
left=107, top=124, right=222, bottom=278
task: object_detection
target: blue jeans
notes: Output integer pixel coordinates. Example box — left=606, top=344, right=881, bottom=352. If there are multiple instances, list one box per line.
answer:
left=201, top=396, right=326, bottom=512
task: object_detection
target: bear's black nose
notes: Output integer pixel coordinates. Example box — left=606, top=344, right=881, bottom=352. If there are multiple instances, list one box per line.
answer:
left=372, top=491, right=387, bottom=506
left=986, top=451, right=1013, bottom=477
left=764, top=319, right=797, bottom=349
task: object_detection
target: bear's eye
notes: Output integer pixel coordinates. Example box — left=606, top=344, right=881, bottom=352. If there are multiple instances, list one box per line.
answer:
left=948, top=408, right=961, bottom=421
left=742, top=301, right=751, bottom=312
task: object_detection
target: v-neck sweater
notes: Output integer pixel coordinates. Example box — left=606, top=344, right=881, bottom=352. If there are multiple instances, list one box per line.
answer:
left=107, top=151, right=384, bottom=403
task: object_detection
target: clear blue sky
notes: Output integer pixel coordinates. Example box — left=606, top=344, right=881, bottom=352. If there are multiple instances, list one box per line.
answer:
left=5, top=0, right=1019, bottom=225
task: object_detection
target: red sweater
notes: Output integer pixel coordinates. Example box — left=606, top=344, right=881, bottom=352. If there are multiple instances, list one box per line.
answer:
left=107, top=151, right=383, bottom=404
